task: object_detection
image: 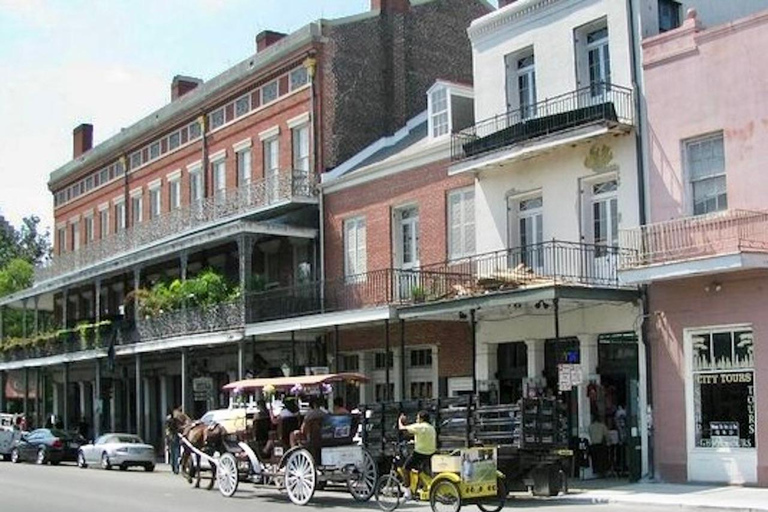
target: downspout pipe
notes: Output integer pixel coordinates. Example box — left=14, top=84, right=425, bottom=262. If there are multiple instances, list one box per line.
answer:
left=626, top=0, right=654, bottom=480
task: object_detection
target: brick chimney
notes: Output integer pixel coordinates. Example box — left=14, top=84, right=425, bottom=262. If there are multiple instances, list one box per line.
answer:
left=498, top=0, right=518, bottom=8
left=73, top=123, right=93, bottom=159
left=256, top=30, right=287, bottom=52
left=171, top=75, right=203, bottom=101
left=371, top=0, right=410, bottom=14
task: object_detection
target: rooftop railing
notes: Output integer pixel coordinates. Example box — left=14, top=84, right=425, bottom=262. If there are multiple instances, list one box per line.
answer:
left=36, top=170, right=316, bottom=283
left=451, top=82, right=634, bottom=162
left=620, top=209, right=768, bottom=269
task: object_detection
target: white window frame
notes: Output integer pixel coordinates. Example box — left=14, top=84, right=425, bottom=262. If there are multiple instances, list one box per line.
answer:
left=169, top=178, right=181, bottom=210
left=344, top=216, right=367, bottom=279
left=57, top=226, right=67, bottom=254
left=292, top=124, right=310, bottom=173
left=131, top=193, right=143, bottom=225
left=517, top=52, right=537, bottom=119
left=263, top=136, right=280, bottom=202
left=149, top=184, right=162, bottom=220
left=71, top=220, right=80, bottom=251
left=114, top=200, right=126, bottom=232
left=591, top=178, right=619, bottom=249
left=99, top=207, right=110, bottom=239
left=586, top=24, right=611, bottom=97
left=212, top=159, right=227, bottom=201
left=685, top=132, right=727, bottom=216
left=188, top=165, right=203, bottom=203
left=84, top=215, right=94, bottom=245
left=429, top=87, right=450, bottom=138
left=236, top=148, right=252, bottom=188
left=448, top=187, right=475, bottom=260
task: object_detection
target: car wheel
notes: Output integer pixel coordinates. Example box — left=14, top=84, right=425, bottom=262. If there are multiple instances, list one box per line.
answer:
left=77, top=451, right=88, bottom=469
left=2, top=453, right=10, bottom=462
left=144, top=464, right=155, bottom=472
left=119, top=464, right=128, bottom=471
left=10, top=448, right=20, bottom=464
left=36, top=447, right=47, bottom=465
left=101, top=452, right=112, bottom=470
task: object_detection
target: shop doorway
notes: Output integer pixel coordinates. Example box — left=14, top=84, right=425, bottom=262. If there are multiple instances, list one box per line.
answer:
left=497, top=342, right=527, bottom=404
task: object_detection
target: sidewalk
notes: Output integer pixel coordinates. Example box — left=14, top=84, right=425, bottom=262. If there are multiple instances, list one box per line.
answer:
left=553, top=480, right=768, bottom=511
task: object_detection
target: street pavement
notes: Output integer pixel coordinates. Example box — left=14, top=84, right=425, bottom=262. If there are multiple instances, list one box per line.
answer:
left=0, top=461, right=747, bottom=512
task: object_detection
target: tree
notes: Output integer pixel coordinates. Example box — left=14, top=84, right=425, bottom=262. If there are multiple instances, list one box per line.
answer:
left=0, top=214, right=51, bottom=269
left=0, top=258, right=34, bottom=297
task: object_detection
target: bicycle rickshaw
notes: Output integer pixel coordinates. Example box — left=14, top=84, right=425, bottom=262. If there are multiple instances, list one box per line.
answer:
left=181, top=372, right=378, bottom=506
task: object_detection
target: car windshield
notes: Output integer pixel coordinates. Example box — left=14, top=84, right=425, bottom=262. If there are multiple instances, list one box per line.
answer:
left=114, top=435, right=143, bottom=444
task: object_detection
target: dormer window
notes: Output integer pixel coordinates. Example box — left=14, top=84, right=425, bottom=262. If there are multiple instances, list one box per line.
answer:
left=430, top=88, right=449, bottom=138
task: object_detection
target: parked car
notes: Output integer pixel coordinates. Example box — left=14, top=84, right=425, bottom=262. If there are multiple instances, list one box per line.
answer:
left=0, top=413, right=24, bottom=461
left=10, top=428, right=83, bottom=465
left=77, top=433, right=156, bottom=471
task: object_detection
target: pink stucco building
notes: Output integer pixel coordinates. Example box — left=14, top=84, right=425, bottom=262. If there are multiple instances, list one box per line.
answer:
left=621, top=8, right=768, bottom=484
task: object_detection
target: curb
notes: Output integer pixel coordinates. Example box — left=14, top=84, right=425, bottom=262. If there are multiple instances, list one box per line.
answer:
left=551, top=494, right=766, bottom=512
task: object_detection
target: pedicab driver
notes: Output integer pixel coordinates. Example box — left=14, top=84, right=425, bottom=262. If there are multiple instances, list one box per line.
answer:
left=398, top=411, right=436, bottom=500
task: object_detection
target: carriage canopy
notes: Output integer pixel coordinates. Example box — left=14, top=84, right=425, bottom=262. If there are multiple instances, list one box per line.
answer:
left=222, top=372, right=369, bottom=392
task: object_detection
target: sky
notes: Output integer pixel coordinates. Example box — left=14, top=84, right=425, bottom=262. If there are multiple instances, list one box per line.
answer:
left=0, top=0, right=500, bottom=235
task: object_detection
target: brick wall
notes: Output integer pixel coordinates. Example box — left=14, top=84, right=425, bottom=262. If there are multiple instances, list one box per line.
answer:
left=337, top=320, right=472, bottom=378
left=320, top=0, right=490, bottom=170
left=324, top=158, right=473, bottom=281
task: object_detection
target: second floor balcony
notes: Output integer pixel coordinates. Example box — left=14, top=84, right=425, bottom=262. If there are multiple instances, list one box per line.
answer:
left=619, top=209, right=768, bottom=283
left=36, top=170, right=316, bottom=284
left=451, top=83, right=634, bottom=171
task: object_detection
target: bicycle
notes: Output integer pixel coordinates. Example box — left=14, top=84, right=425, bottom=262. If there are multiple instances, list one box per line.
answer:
left=375, top=440, right=507, bottom=512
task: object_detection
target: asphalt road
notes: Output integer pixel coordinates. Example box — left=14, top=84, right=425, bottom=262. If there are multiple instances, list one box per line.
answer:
left=0, top=461, right=725, bottom=512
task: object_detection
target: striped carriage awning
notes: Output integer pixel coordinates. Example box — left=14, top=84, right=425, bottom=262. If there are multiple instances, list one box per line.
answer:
left=222, top=372, right=369, bottom=392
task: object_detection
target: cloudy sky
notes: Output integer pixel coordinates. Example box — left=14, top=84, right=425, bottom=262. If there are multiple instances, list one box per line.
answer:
left=0, top=0, right=498, bottom=234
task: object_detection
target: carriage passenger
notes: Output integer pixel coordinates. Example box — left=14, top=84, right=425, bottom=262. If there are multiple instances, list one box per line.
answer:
left=333, top=397, right=350, bottom=415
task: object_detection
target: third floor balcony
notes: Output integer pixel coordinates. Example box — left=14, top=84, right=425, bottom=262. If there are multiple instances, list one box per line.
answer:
left=451, top=83, right=634, bottom=174
left=36, top=171, right=317, bottom=284
left=619, top=209, right=768, bottom=284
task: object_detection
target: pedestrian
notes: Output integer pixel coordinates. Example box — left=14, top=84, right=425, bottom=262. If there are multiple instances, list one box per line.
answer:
left=165, top=407, right=183, bottom=474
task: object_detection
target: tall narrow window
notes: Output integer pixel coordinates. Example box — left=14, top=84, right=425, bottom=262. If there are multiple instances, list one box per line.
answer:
left=344, top=217, right=367, bottom=279
left=57, top=227, right=67, bottom=255
left=658, top=0, right=681, bottom=32
left=114, top=202, right=126, bottom=232
left=131, top=195, right=143, bottom=225
left=84, top=216, right=94, bottom=245
left=587, top=26, right=611, bottom=97
left=430, top=88, right=449, bottom=138
left=448, top=188, right=475, bottom=260
left=264, top=137, right=280, bottom=202
left=592, top=180, right=619, bottom=255
left=169, top=179, right=181, bottom=210
left=292, top=125, right=310, bottom=173
left=237, top=149, right=252, bottom=188
left=518, top=196, right=544, bottom=268
left=686, top=133, right=726, bottom=216
left=150, top=187, right=162, bottom=219
left=517, top=54, right=537, bottom=119
left=189, top=168, right=203, bottom=203
left=100, top=209, right=109, bottom=239
left=213, top=160, right=226, bottom=202
left=71, top=221, right=80, bottom=251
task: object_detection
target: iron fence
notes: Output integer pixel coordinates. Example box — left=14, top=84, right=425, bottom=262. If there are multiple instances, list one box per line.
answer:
left=36, top=170, right=316, bottom=283
left=451, top=82, right=634, bottom=162
left=620, top=209, right=768, bottom=268
left=136, top=300, right=244, bottom=341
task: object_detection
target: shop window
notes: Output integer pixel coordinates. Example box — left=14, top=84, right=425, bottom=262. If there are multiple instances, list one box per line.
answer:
left=691, top=328, right=755, bottom=448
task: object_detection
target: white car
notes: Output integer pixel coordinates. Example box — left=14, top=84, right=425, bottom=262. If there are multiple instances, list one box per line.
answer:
left=77, top=433, right=156, bottom=471
left=0, top=413, right=23, bottom=461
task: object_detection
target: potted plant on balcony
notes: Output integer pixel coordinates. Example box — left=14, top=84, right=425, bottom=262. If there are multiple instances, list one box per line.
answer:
left=411, top=285, right=427, bottom=303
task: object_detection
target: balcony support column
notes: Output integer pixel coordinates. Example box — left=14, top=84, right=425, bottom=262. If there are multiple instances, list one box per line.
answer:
left=291, top=331, right=296, bottom=375
left=400, top=319, right=406, bottom=401
left=238, top=235, right=253, bottom=324
left=0, top=370, right=5, bottom=413
left=62, top=289, right=69, bottom=329
left=237, top=339, right=245, bottom=380
left=135, top=353, right=142, bottom=436
left=384, top=319, right=391, bottom=401
left=22, top=299, right=28, bottom=339
left=33, top=296, right=39, bottom=336
left=133, top=268, right=141, bottom=326
left=180, top=252, right=189, bottom=312
left=470, top=309, right=477, bottom=397
left=23, top=367, right=29, bottom=418
left=181, top=348, right=188, bottom=414
left=95, top=280, right=101, bottom=324
left=63, top=362, right=70, bottom=430
left=334, top=325, right=340, bottom=373
left=0, top=305, right=4, bottom=342
left=94, top=359, right=101, bottom=438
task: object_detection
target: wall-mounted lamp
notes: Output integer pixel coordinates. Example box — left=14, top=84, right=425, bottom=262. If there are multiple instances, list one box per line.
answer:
left=704, top=282, right=722, bottom=293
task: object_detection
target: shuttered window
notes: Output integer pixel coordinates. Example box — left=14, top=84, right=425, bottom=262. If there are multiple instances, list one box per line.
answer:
left=448, top=188, right=475, bottom=260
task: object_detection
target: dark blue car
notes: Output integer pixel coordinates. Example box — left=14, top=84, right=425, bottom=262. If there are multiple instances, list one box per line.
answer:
left=10, top=428, right=83, bottom=465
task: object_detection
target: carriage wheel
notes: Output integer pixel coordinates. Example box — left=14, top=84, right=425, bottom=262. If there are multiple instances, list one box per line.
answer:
left=347, top=449, right=378, bottom=502
left=216, top=453, right=239, bottom=498
left=477, top=478, right=507, bottom=512
left=430, top=480, right=462, bottom=512
left=285, top=449, right=316, bottom=506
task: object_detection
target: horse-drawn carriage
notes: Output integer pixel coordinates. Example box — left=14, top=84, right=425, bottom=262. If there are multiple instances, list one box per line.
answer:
left=178, top=372, right=378, bottom=506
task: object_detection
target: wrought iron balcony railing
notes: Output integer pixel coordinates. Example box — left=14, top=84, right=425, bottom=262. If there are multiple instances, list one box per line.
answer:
left=619, top=209, right=768, bottom=269
left=36, top=170, right=316, bottom=283
left=135, top=300, right=244, bottom=341
left=451, top=82, right=634, bottom=162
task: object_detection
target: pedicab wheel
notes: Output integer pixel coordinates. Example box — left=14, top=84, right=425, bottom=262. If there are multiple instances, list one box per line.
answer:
left=284, top=448, right=316, bottom=506
left=477, top=478, right=507, bottom=512
left=347, top=449, right=378, bottom=502
left=430, top=479, right=462, bottom=512
left=374, top=474, right=403, bottom=512
left=216, top=453, right=239, bottom=498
